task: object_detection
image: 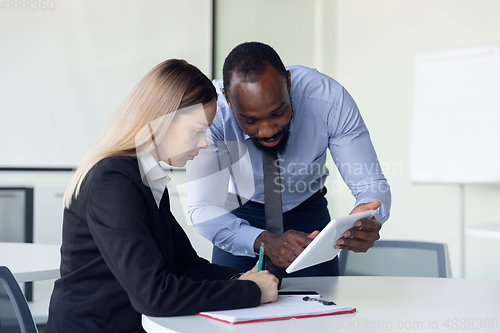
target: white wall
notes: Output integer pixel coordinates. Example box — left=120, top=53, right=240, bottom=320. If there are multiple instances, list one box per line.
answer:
left=215, top=0, right=500, bottom=280
left=0, top=0, right=212, bottom=168
left=214, top=0, right=337, bottom=77
left=3, top=0, right=499, bottom=282
left=333, top=0, right=500, bottom=280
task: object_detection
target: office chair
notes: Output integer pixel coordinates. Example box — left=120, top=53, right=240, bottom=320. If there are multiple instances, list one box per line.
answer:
left=339, top=240, right=451, bottom=278
left=0, top=266, right=38, bottom=333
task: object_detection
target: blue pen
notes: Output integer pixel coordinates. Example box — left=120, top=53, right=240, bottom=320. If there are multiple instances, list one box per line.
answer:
left=257, top=243, right=264, bottom=272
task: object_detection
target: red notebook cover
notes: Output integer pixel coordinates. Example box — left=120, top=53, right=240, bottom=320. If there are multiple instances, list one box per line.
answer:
left=198, top=308, right=356, bottom=325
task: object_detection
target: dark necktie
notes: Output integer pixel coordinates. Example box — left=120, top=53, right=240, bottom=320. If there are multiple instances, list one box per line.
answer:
left=262, top=151, right=285, bottom=288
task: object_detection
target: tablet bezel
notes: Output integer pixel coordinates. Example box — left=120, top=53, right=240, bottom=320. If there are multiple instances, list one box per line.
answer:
left=285, top=210, right=376, bottom=274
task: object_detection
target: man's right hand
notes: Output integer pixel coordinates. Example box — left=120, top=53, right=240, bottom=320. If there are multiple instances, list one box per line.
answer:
left=254, top=230, right=319, bottom=268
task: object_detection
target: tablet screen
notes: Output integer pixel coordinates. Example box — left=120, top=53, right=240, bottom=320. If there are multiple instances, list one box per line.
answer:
left=286, top=210, right=376, bottom=274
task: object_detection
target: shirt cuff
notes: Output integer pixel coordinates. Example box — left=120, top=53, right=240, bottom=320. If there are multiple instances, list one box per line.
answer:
left=354, top=198, right=389, bottom=224
left=233, top=224, right=265, bottom=257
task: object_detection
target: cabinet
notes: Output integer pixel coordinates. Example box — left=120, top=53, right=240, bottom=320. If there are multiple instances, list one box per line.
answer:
left=0, top=187, right=35, bottom=302
left=0, top=188, right=33, bottom=243
left=0, top=172, right=71, bottom=324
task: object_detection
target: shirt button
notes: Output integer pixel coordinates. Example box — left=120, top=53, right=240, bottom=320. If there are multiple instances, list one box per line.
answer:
left=221, top=245, right=225, bottom=250
left=244, top=249, right=249, bottom=255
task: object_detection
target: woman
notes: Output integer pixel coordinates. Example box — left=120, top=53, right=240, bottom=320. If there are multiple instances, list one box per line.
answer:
left=45, top=59, right=278, bottom=333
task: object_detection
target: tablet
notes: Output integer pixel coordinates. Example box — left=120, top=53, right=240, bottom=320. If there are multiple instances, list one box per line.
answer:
left=285, top=210, right=376, bottom=274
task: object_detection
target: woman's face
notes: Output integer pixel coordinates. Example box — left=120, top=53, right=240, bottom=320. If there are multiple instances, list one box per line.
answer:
left=157, top=101, right=217, bottom=167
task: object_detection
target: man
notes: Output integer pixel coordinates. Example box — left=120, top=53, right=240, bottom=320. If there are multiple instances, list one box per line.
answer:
left=187, top=42, right=391, bottom=278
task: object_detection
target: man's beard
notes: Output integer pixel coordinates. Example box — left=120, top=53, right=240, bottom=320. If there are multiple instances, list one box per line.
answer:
left=251, top=110, right=293, bottom=155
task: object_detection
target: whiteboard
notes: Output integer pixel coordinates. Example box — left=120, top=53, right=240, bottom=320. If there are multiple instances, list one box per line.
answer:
left=0, top=0, right=212, bottom=169
left=411, top=45, right=500, bottom=184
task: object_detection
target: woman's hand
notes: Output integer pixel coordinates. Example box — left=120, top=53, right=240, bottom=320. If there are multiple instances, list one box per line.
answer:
left=238, top=263, right=279, bottom=304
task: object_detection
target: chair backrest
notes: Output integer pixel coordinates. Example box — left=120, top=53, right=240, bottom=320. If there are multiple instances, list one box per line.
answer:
left=0, top=266, right=38, bottom=333
left=339, top=240, right=451, bottom=278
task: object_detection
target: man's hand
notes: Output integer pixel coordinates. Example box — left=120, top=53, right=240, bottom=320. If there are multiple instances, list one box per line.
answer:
left=335, top=200, right=381, bottom=252
left=254, top=230, right=320, bottom=268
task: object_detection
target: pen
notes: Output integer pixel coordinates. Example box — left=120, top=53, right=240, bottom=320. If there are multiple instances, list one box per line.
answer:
left=257, top=243, right=264, bottom=272
left=303, top=296, right=336, bottom=306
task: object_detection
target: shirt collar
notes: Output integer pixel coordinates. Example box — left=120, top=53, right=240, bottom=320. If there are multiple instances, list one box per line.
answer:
left=137, top=153, right=170, bottom=189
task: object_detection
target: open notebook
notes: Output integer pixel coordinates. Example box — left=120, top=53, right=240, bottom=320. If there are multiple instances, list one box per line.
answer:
left=198, top=296, right=355, bottom=324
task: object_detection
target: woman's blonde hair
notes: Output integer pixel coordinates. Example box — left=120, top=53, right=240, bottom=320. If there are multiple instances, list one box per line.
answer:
left=63, top=59, right=216, bottom=208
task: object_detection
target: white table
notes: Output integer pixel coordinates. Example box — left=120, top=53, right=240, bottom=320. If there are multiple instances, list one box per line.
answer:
left=0, top=242, right=61, bottom=324
left=142, top=276, right=500, bottom=333
left=466, top=223, right=500, bottom=239
left=0, top=242, right=60, bottom=282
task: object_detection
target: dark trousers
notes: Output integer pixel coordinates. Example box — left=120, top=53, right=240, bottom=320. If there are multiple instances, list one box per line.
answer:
left=212, top=196, right=339, bottom=277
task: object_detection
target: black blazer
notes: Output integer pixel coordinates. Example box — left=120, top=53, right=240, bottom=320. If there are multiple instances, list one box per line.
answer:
left=45, top=156, right=260, bottom=333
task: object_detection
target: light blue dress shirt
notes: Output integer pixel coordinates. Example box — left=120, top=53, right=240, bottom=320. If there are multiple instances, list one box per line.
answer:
left=187, top=66, right=391, bottom=257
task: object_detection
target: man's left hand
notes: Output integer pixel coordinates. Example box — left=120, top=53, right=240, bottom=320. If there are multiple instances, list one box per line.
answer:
left=334, top=200, right=381, bottom=252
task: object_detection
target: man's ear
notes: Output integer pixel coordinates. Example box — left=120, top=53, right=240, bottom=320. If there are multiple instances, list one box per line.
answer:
left=287, top=70, right=291, bottom=94
left=222, top=88, right=233, bottom=110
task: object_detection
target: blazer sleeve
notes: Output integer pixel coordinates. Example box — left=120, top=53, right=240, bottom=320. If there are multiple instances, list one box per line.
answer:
left=86, top=158, right=261, bottom=317
left=167, top=210, right=248, bottom=281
